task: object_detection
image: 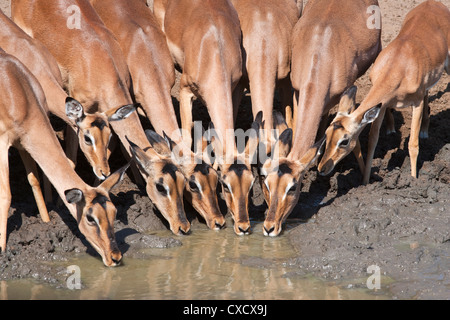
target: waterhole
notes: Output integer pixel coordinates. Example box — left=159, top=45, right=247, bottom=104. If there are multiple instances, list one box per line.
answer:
left=0, top=220, right=390, bottom=300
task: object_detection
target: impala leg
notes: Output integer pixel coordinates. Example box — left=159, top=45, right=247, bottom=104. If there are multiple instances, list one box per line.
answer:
left=385, top=108, right=396, bottom=135
left=279, top=77, right=294, bottom=131
left=363, top=107, right=387, bottom=185
left=18, top=150, right=50, bottom=223
left=180, top=79, right=195, bottom=148
left=420, top=91, right=430, bottom=139
left=0, top=142, right=11, bottom=252
left=409, top=102, right=424, bottom=179
left=353, top=138, right=366, bottom=175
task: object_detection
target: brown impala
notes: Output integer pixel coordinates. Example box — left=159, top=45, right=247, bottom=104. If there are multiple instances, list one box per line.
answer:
left=90, top=0, right=225, bottom=230
left=260, top=0, right=382, bottom=237
left=154, top=0, right=260, bottom=235
left=0, top=50, right=127, bottom=266
left=0, top=11, right=134, bottom=223
left=318, top=0, right=450, bottom=184
left=12, top=0, right=191, bottom=235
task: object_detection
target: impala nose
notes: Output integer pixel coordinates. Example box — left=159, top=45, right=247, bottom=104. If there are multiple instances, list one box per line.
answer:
left=215, top=221, right=226, bottom=230
left=110, top=251, right=122, bottom=266
left=263, top=226, right=275, bottom=235
left=178, top=226, right=191, bottom=236
left=318, top=161, right=333, bottom=176
left=238, top=226, right=250, bottom=235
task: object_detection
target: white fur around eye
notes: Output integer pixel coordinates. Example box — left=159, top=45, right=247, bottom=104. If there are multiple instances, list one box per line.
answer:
left=264, top=180, right=270, bottom=193
left=282, top=182, right=295, bottom=201
left=166, top=185, right=171, bottom=200
left=195, top=181, right=203, bottom=193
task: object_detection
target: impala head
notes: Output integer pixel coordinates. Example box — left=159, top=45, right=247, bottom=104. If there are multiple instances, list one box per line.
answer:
left=127, top=136, right=190, bottom=236
left=260, top=129, right=325, bottom=237
left=64, top=165, right=128, bottom=267
left=318, top=86, right=382, bottom=176
left=145, top=130, right=225, bottom=231
left=209, top=121, right=259, bottom=236
left=65, top=97, right=136, bottom=180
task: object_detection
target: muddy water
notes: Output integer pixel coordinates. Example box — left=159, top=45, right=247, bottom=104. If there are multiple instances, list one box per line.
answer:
left=0, top=221, right=391, bottom=300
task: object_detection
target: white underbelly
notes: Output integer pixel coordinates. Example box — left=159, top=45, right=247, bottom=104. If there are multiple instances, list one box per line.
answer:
left=425, top=62, right=445, bottom=91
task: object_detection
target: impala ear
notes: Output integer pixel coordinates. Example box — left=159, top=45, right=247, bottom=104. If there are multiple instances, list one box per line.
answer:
left=145, top=130, right=172, bottom=157
left=273, top=110, right=288, bottom=135
left=298, top=135, right=326, bottom=170
left=244, top=120, right=260, bottom=165
left=254, top=111, right=263, bottom=126
left=99, top=163, right=130, bottom=193
left=106, top=104, right=137, bottom=122
left=65, top=188, right=84, bottom=204
left=162, top=131, right=178, bottom=152
left=361, top=103, right=382, bottom=126
left=272, top=128, right=292, bottom=159
left=126, top=136, right=156, bottom=177
left=65, top=97, right=85, bottom=124
left=338, top=86, right=358, bottom=114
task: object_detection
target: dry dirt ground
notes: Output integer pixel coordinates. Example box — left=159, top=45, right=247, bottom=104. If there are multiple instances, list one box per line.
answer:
left=0, top=0, right=449, bottom=300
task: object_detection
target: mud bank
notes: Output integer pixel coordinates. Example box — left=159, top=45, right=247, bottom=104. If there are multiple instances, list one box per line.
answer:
left=0, top=0, right=449, bottom=300
left=286, top=144, right=450, bottom=299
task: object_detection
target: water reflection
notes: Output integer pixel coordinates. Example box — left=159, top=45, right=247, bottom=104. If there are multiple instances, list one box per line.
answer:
left=0, top=220, right=389, bottom=300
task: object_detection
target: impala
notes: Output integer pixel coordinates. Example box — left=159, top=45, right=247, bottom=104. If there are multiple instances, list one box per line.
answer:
left=154, top=0, right=259, bottom=235
left=318, top=0, right=450, bottom=184
left=0, top=51, right=127, bottom=266
left=260, top=0, right=382, bottom=236
left=90, top=0, right=225, bottom=230
left=12, top=0, right=191, bottom=235
left=0, top=11, right=134, bottom=222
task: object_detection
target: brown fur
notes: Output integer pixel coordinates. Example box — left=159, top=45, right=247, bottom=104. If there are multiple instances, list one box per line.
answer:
left=0, top=52, right=126, bottom=266
left=319, top=0, right=450, bottom=184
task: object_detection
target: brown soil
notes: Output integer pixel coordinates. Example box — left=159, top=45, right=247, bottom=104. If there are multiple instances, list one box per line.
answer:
left=0, top=0, right=449, bottom=299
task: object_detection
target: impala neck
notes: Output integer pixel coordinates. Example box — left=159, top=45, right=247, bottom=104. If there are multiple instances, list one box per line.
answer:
left=20, top=108, right=87, bottom=219
left=290, top=81, right=332, bottom=160
left=354, top=76, right=395, bottom=122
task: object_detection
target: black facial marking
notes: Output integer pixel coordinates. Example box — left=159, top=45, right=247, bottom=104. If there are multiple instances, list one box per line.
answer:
left=194, top=162, right=211, bottom=175
left=162, top=162, right=178, bottom=181
left=92, top=194, right=109, bottom=209
left=279, top=128, right=293, bottom=146
left=277, top=163, right=292, bottom=177
left=91, top=119, right=107, bottom=130
left=229, top=164, right=249, bottom=177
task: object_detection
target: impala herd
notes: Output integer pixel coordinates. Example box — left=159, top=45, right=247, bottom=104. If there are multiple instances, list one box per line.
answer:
left=0, top=0, right=448, bottom=266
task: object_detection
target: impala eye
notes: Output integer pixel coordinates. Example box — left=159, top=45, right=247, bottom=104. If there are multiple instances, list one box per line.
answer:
left=189, top=180, right=200, bottom=193
left=338, top=139, right=350, bottom=148
left=222, top=183, right=231, bottom=193
left=288, top=184, right=298, bottom=194
left=84, top=135, right=93, bottom=146
left=156, top=183, right=168, bottom=196
left=86, top=214, right=96, bottom=225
